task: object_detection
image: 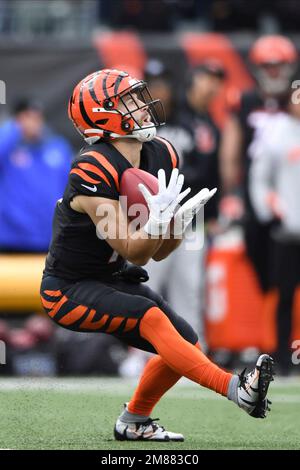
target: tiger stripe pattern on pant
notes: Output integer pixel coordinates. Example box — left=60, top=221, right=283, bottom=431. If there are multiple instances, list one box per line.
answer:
left=40, top=289, right=138, bottom=334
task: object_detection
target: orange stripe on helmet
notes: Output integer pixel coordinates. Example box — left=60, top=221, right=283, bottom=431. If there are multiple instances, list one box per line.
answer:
left=81, top=151, right=120, bottom=190
left=101, top=70, right=111, bottom=99
left=87, top=72, right=102, bottom=105
left=106, top=72, right=119, bottom=96
left=59, top=305, right=88, bottom=326
left=77, top=83, right=101, bottom=132
left=155, top=137, right=177, bottom=169
left=70, top=168, right=101, bottom=184
left=80, top=310, right=109, bottom=330
left=78, top=162, right=111, bottom=187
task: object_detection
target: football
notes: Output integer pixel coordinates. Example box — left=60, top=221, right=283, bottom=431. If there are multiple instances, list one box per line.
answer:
left=119, top=168, right=158, bottom=223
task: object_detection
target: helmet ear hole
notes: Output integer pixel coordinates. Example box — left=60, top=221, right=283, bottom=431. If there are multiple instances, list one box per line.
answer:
left=103, top=99, right=114, bottom=110
left=121, top=120, right=132, bottom=132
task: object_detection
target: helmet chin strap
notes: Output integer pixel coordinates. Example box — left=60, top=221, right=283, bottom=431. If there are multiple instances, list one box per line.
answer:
left=84, top=126, right=157, bottom=144
left=130, top=126, right=157, bottom=142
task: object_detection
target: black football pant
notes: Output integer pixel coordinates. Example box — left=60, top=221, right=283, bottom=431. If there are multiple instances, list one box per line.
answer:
left=40, top=274, right=198, bottom=354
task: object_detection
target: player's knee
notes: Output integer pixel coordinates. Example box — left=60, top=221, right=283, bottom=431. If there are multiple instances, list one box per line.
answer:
left=142, top=306, right=167, bottom=328
left=141, top=307, right=198, bottom=347
left=141, top=306, right=184, bottom=340
left=170, top=314, right=199, bottom=347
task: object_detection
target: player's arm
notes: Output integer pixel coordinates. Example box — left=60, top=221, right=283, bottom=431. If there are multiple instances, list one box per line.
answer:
left=74, top=168, right=191, bottom=265
left=151, top=235, right=182, bottom=261
left=73, top=195, right=165, bottom=266
left=219, top=114, right=243, bottom=192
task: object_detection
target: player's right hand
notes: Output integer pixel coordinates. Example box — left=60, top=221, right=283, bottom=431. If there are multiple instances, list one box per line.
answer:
left=138, top=168, right=190, bottom=236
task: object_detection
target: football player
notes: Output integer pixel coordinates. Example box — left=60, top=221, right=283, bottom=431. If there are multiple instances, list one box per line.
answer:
left=40, top=69, right=274, bottom=442
left=220, top=35, right=298, bottom=292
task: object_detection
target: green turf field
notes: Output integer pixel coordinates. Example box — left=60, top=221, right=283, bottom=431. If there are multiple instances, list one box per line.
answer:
left=0, top=377, right=299, bottom=450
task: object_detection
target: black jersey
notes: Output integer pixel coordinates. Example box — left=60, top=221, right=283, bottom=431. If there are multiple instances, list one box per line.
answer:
left=177, top=103, right=220, bottom=220
left=44, top=137, right=179, bottom=281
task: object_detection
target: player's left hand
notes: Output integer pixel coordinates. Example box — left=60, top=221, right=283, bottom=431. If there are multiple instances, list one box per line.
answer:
left=172, top=187, right=217, bottom=235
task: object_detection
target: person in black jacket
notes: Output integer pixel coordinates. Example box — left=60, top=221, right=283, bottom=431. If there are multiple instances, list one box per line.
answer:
left=146, top=61, right=226, bottom=342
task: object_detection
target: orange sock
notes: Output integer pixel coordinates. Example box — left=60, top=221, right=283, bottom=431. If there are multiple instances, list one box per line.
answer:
left=128, top=355, right=180, bottom=416
left=128, top=342, right=202, bottom=416
left=139, top=307, right=232, bottom=397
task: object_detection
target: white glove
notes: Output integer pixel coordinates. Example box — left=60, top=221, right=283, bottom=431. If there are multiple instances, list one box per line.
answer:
left=172, top=187, right=217, bottom=236
left=138, top=168, right=191, bottom=236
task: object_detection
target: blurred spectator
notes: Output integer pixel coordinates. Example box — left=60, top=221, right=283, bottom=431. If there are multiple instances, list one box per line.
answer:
left=249, top=92, right=300, bottom=374
left=179, top=61, right=226, bottom=214
left=146, top=61, right=226, bottom=342
left=144, top=59, right=193, bottom=161
left=220, top=35, right=298, bottom=292
left=0, top=99, right=73, bottom=252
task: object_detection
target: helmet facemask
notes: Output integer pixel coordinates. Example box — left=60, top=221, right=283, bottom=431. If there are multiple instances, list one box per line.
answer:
left=118, top=83, right=165, bottom=142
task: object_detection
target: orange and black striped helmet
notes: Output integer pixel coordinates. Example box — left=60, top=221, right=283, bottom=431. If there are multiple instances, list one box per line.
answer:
left=68, top=68, right=165, bottom=143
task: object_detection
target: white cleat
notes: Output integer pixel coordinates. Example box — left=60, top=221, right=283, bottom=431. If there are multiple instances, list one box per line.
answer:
left=114, top=405, right=184, bottom=442
left=237, top=354, right=275, bottom=419
left=114, top=417, right=184, bottom=442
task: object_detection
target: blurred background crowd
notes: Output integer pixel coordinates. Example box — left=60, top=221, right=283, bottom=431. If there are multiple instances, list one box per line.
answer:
left=1, top=0, right=300, bottom=378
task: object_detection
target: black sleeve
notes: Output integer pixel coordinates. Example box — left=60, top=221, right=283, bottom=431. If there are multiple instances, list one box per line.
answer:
left=68, top=151, right=119, bottom=201
left=154, top=136, right=179, bottom=171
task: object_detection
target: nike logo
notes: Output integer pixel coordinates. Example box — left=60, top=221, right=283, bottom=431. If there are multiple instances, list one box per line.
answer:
left=81, top=184, right=97, bottom=192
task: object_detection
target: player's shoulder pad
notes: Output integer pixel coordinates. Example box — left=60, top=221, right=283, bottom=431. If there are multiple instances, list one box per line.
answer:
left=70, top=144, right=120, bottom=192
left=68, top=144, right=120, bottom=200
left=152, top=136, right=179, bottom=169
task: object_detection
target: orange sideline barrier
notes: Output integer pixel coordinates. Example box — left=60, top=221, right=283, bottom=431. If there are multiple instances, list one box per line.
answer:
left=205, top=241, right=300, bottom=352
left=205, top=243, right=265, bottom=351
